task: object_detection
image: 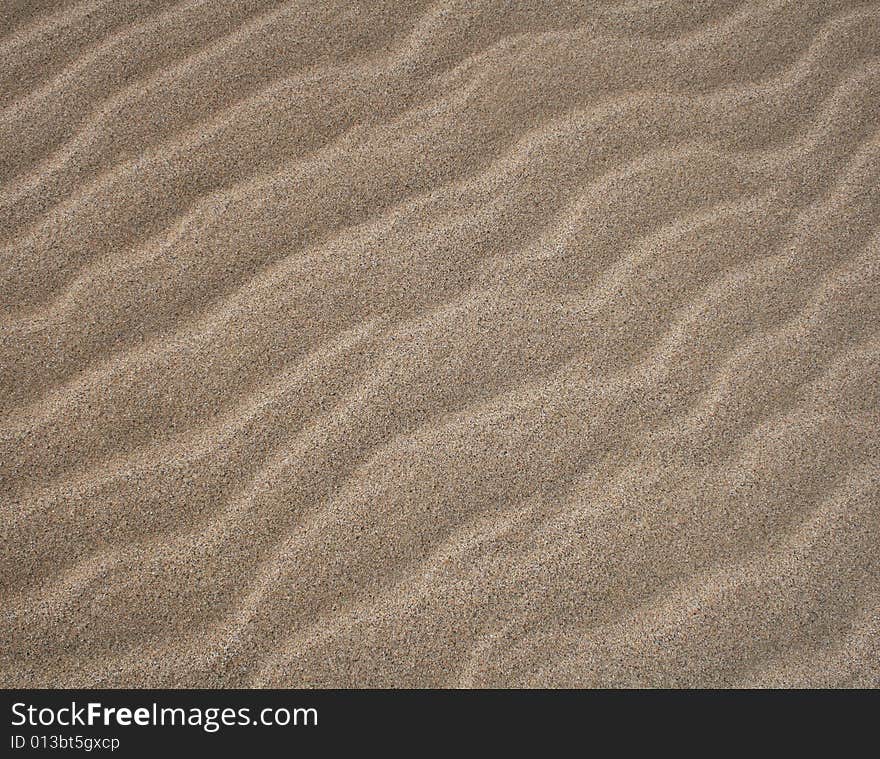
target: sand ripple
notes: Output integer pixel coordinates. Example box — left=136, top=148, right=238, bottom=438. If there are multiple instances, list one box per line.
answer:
left=1, top=0, right=878, bottom=687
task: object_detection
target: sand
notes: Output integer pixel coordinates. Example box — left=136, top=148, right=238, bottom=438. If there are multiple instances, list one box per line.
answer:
left=0, top=0, right=878, bottom=689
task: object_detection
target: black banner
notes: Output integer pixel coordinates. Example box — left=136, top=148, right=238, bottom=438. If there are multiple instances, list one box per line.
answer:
left=1, top=689, right=876, bottom=754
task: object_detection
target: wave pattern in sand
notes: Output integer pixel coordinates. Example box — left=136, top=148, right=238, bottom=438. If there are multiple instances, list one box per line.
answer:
left=1, top=0, right=879, bottom=687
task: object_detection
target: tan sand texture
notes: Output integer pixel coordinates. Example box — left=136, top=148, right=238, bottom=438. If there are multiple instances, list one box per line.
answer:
left=1, top=0, right=879, bottom=688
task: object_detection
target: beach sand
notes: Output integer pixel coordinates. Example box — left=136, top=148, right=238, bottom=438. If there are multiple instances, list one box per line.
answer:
left=0, top=0, right=878, bottom=687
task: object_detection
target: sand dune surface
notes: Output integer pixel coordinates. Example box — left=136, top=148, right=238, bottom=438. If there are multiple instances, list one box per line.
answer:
left=1, top=0, right=879, bottom=687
